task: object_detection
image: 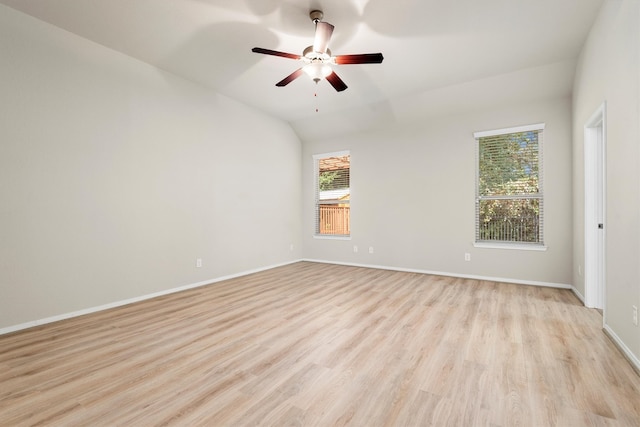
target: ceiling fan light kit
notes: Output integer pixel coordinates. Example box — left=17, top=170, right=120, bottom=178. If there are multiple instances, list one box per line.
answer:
left=252, top=10, right=384, bottom=92
left=303, top=62, right=333, bottom=82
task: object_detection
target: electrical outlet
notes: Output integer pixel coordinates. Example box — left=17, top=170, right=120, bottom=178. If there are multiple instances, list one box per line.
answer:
left=353, top=245, right=358, bottom=253
left=464, top=253, right=471, bottom=262
left=633, top=305, right=638, bottom=326
left=196, top=258, right=202, bottom=268
left=290, top=243, right=294, bottom=251
left=369, top=246, right=374, bottom=254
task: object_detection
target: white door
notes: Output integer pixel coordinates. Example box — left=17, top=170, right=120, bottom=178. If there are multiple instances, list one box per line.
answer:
left=584, top=103, right=606, bottom=312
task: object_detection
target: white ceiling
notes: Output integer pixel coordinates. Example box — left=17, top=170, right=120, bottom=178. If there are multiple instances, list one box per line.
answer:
left=1, top=0, right=603, bottom=139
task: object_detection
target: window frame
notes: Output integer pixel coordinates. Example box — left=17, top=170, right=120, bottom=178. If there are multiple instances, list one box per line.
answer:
left=473, top=124, right=547, bottom=251
left=313, top=150, right=351, bottom=239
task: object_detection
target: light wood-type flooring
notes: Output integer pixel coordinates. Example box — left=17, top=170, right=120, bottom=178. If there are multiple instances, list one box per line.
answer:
left=1, top=262, right=639, bottom=426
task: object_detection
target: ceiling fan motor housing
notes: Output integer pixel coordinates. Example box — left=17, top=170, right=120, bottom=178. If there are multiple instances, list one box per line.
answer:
left=303, top=46, right=332, bottom=61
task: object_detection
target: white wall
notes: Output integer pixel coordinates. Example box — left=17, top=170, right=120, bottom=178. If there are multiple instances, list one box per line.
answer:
left=302, top=96, right=573, bottom=286
left=0, top=5, right=302, bottom=330
left=572, top=0, right=640, bottom=363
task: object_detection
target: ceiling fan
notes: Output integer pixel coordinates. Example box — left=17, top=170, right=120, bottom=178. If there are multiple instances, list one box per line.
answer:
left=251, top=10, right=384, bottom=92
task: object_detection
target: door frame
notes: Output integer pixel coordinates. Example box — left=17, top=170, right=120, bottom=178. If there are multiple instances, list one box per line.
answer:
left=584, top=102, right=606, bottom=316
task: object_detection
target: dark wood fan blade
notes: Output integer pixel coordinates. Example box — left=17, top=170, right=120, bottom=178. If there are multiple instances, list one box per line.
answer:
left=334, top=53, right=384, bottom=65
left=252, top=47, right=300, bottom=60
left=276, top=68, right=304, bottom=87
left=325, top=71, right=347, bottom=92
left=313, top=22, right=334, bottom=54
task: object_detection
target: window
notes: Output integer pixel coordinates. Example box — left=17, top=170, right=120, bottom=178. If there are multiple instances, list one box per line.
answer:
left=474, top=124, right=544, bottom=246
left=314, top=151, right=350, bottom=237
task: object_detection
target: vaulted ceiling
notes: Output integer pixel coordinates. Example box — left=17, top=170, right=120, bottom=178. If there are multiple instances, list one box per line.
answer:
left=0, top=0, right=603, bottom=140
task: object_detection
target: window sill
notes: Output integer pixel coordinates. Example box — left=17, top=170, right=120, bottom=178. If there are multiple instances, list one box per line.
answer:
left=473, top=242, right=547, bottom=251
left=314, top=235, right=351, bottom=240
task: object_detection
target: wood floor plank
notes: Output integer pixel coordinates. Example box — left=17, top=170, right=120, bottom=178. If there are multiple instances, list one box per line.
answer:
left=1, top=261, right=639, bottom=426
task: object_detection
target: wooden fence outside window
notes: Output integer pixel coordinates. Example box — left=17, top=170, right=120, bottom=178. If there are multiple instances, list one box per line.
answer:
left=318, top=205, right=350, bottom=235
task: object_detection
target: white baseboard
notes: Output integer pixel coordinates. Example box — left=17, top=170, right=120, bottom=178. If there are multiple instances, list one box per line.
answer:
left=0, top=260, right=300, bottom=336
left=571, top=286, right=586, bottom=304
left=302, top=258, right=573, bottom=289
left=603, top=324, right=640, bottom=375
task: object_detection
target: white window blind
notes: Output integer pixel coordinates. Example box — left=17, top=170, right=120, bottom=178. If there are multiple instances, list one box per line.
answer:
left=314, top=151, right=350, bottom=237
left=474, top=124, right=544, bottom=245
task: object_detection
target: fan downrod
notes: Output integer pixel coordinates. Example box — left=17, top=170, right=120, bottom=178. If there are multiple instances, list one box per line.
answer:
left=309, top=10, right=323, bottom=23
